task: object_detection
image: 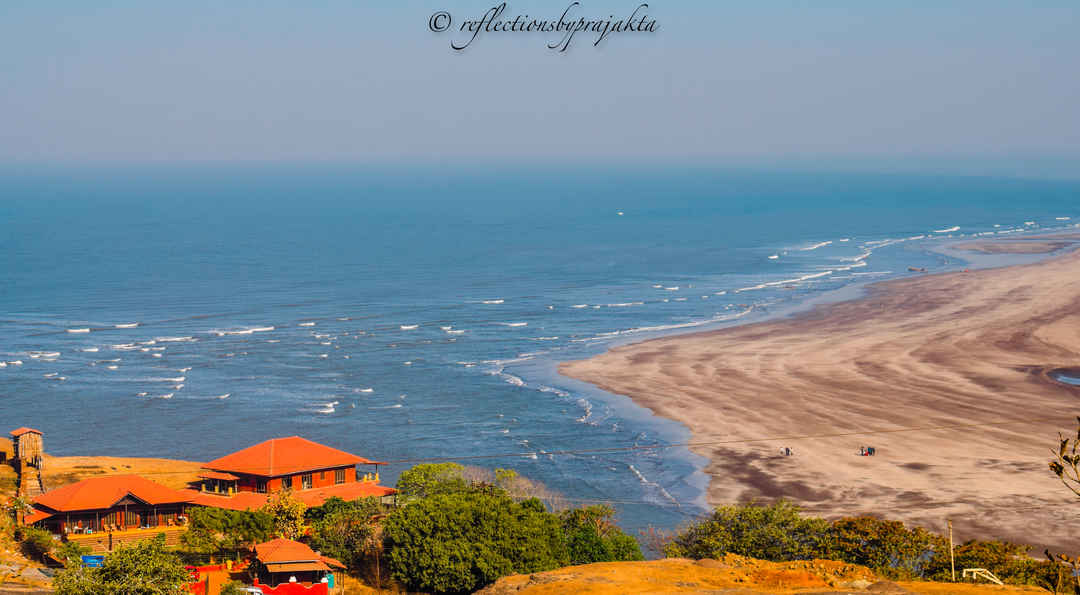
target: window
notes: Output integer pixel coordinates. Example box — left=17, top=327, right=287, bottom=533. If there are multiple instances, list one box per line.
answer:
left=334, top=469, right=345, bottom=484
left=301, top=474, right=312, bottom=490
left=282, top=476, right=292, bottom=490
left=256, top=480, right=267, bottom=494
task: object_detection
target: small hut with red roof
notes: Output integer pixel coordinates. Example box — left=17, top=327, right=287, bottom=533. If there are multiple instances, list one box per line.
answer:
left=250, top=538, right=345, bottom=592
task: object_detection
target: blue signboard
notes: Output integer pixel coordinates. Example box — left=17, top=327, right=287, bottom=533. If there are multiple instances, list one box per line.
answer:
left=81, top=555, right=104, bottom=568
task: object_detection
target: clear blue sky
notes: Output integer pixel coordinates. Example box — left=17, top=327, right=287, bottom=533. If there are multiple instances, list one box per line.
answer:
left=1, top=1, right=1078, bottom=175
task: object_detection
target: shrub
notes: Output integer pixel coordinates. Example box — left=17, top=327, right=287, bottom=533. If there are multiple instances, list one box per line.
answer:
left=55, top=540, right=91, bottom=566
left=560, top=505, right=644, bottom=565
left=831, top=516, right=944, bottom=579
left=261, top=490, right=307, bottom=539
left=384, top=490, right=568, bottom=593
left=219, top=581, right=249, bottom=595
left=308, top=497, right=383, bottom=570
left=182, top=506, right=273, bottom=554
left=664, top=500, right=834, bottom=561
left=53, top=534, right=190, bottom=595
left=395, top=462, right=471, bottom=500
left=18, top=526, right=55, bottom=559
left=926, top=539, right=1066, bottom=587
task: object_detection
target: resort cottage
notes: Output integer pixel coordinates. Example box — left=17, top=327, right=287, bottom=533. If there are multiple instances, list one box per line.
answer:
left=250, top=537, right=345, bottom=593
left=183, top=436, right=396, bottom=509
left=22, top=436, right=395, bottom=553
left=24, top=475, right=194, bottom=552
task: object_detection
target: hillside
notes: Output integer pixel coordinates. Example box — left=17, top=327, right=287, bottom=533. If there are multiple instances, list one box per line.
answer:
left=477, top=556, right=1049, bottom=595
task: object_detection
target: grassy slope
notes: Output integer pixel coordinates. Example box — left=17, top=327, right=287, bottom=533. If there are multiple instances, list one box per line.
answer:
left=477, top=556, right=1050, bottom=595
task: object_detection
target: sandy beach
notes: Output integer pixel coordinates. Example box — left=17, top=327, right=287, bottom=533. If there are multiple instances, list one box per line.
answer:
left=561, top=237, right=1080, bottom=551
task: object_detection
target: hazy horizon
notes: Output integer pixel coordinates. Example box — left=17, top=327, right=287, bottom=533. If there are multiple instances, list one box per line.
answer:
left=2, top=1, right=1078, bottom=177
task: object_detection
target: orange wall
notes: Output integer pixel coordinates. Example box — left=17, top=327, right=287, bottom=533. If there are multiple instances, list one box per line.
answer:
left=234, top=466, right=355, bottom=493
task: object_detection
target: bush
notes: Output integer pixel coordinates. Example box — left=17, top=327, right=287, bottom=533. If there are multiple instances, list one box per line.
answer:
left=560, top=505, right=644, bottom=565
left=182, top=506, right=273, bottom=554
left=18, top=526, right=55, bottom=559
left=219, top=581, right=249, bottom=595
left=664, top=500, right=834, bottom=561
left=53, top=534, right=190, bottom=595
left=307, top=497, right=383, bottom=570
left=831, top=516, right=944, bottom=579
left=395, top=462, right=471, bottom=500
left=55, top=540, right=91, bottom=566
left=926, top=539, right=1067, bottom=588
left=261, top=490, right=307, bottom=540
left=384, top=490, right=568, bottom=593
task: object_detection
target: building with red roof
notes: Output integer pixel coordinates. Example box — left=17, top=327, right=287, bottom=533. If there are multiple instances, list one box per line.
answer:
left=249, top=538, right=344, bottom=593
left=183, top=436, right=395, bottom=511
left=26, top=475, right=194, bottom=537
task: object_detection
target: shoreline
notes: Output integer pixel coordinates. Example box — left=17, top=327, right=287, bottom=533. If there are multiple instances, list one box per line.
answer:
left=559, top=234, right=1080, bottom=551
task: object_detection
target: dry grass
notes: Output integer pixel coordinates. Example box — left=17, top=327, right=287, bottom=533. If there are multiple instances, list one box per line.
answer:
left=477, top=556, right=1050, bottom=595
left=40, top=454, right=204, bottom=491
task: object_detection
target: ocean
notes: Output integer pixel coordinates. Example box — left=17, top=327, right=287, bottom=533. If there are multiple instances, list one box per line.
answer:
left=2, top=164, right=1078, bottom=538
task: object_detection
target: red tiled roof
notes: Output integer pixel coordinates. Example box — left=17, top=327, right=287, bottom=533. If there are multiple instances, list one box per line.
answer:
left=23, top=509, right=53, bottom=525
left=265, top=561, right=330, bottom=573
left=198, top=470, right=241, bottom=481
left=292, top=482, right=396, bottom=507
left=33, top=475, right=194, bottom=512
left=255, top=538, right=321, bottom=564
left=181, top=481, right=396, bottom=512
left=203, top=436, right=378, bottom=477
left=181, top=490, right=269, bottom=511
left=321, top=555, right=346, bottom=569
left=9, top=427, right=42, bottom=437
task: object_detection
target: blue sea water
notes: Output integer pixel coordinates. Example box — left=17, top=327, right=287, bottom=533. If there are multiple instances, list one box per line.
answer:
left=2, top=164, right=1078, bottom=538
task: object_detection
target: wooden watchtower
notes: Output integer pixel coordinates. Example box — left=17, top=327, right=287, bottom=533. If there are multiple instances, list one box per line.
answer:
left=9, top=427, right=45, bottom=498
left=10, top=427, right=43, bottom=469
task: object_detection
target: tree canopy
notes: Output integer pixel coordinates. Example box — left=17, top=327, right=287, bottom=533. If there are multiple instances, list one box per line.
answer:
left=384, top=489, right=568, bottom=594
left=664, top=500, right=834, bottom=562
left=53, top=534, right=190, bottom=595
left=181, top=506, right=273, bottom=554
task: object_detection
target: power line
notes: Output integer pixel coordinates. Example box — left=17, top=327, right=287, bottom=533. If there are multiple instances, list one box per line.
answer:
left=380, top=414, right=1069, bottom=465
left=37, top=413, right=1068, bottom=476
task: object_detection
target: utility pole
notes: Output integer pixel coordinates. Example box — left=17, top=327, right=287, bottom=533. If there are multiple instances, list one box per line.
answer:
left=947, top=519, right=956, bottom=582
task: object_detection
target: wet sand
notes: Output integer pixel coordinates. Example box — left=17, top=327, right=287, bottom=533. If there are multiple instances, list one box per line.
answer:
left=561, top=239, right=1080, bottom=551
left=951, top=240, right=1070, bottom=254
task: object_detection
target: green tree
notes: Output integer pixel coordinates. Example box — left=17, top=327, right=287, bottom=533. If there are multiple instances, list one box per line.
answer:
left=559, top=505, right=643, bottom=565
left=261, top=490, right=307, bottom=539
left=182, top=506, right=273, bottom=554
left=664, top=500, right=834, bottom=561
left=55, top=541, right=91, bottom=566
left=308, top=497, right=382, bottom=570
left=384, top=490, right=568, bottom=593
left=3, top=495, right=34, bottom=526
left=53, top=534, right=190, bottom=595
left=395, top=462, right=470, bottom=500
left=830, top=516, right=944, bottom=579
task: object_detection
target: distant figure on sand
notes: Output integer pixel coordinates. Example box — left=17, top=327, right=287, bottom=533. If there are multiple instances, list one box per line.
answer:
left=780, top=446, right=793, bottom=456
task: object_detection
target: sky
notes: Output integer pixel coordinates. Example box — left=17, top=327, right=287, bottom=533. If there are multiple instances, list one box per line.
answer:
left=1, top=1, right=1078, bottom=175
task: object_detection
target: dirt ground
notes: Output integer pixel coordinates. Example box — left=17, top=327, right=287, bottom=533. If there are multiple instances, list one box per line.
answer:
left=477, top=556, right=1051, bottom=595
left=37, top=453, right=204, bottom=491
